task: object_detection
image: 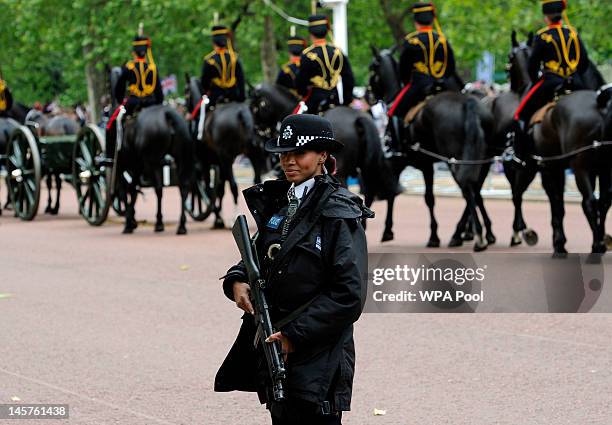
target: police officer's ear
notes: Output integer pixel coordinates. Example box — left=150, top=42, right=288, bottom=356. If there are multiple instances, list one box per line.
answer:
left=318, top=151, right=328, bottom=164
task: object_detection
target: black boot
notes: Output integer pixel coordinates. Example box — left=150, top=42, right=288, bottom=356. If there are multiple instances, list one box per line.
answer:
left=384, top=116, right=403, bottom=157
left=511, top=119, right=530, bottom=166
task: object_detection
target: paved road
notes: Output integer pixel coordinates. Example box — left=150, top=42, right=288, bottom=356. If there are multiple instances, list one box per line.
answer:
left=1, top=183, right=611, bottom=424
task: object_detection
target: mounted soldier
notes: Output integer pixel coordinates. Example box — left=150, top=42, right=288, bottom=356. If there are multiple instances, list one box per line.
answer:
left=106, top=28, right=164, bottom=144
left=386, top=1, right=457, bottom=152
left=200, top=25, right=246, bottom=109
left=294, top=14, right=355, bottom=114
left=511, top=0, right=589, bottom=165
left=0, top=76, right=14, bottom=118
left=276, top=34, right=307, bottom=96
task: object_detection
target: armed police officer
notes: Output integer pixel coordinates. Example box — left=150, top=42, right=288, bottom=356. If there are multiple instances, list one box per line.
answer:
left=215, top=114, right=372, bottom=424
left=295, top=15, right=355, bottom=114
left=512, top=0, right=589, bottom=165
left=276, top=35, right=307, bottom=96
left=0, top=77, right=14, bottom=118
left=201, top=25, right=246, bottom=108
left=386, top=2, right=457, bottom=152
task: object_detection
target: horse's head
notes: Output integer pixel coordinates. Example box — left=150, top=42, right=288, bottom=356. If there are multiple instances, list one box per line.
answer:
left=184, top=74, right=202, bottom=114
left=507, top=30, right=533, bottom=93
left=249, top=83, right=295, bottom=132
left=367, top=45, right=400, bottom=105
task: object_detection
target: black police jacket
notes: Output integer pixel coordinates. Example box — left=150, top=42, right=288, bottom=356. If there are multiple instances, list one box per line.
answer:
left=215, top=174, right=373, bottom=411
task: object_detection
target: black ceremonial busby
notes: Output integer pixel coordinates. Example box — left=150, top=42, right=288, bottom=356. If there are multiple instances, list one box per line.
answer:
left=287, top=36, right=306, bottom=56
left=211, top=25, right=230, bottom=47
left=308, top=15, right=329, bottom=38
left=412, top=2, right=435, bottom=25
left=542, top=0, right=566, bottom=15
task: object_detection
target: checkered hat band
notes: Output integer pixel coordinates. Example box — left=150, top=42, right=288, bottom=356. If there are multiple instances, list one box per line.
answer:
left=295, top=135, right=335, bottom=147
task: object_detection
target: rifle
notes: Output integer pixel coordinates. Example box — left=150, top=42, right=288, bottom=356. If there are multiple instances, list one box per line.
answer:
left=232, top=215, right=286, bottom=402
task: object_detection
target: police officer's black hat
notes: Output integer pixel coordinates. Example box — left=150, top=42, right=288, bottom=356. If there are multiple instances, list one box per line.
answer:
left=211, top=25, right=230, bottom=47
left=541, top=0, right=566, bottom=15
left=287, top=36, right=306, bottom=56
left=132, top=35, right=150, bottom=55
left=308, top=15, right=330, bottom=38
left=265, top=114, right=343, bottom=153
left=412, top=2, right=435, bottom=25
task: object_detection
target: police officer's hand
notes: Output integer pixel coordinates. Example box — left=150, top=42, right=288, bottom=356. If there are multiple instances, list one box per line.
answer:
left=232, top=282, right=254, bottom=315
left=266, top=332, right=294, bottom=362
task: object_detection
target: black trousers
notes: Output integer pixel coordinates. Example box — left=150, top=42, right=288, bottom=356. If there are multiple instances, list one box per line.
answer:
left=269, top=398, right=342, bottom=425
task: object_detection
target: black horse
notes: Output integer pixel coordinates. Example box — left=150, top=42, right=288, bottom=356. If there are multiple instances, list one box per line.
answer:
left=23, top=109, right=81, bottom=215
left=249, top=83, right=400, bottom=242
left=115, top=104, right=193, bottom=234
left=368, top=47, right=496, bottom=250
left=184, top=75, right=255, bottom=228
left=0, top=116, right=21, bottom=215
left=504, top=32, right=610, bottom=255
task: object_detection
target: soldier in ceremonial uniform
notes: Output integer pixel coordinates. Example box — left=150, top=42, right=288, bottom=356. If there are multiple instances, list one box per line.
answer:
left=512, top=0, right=589, bottom=164
left=0, top=77, right=14, bottom=118
left=114, top=34, right=164, bottom=115
left=386, top=2, right=456, bottom=151
left=276, top=35, right=307, bottom=95
left=215, top=114, right=372, bottom=425
left=295, top=15, right=355, bottom=114
left=201, top=25, right=246, bottom=108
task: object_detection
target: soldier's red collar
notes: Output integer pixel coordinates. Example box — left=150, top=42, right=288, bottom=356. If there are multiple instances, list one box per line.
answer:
left=313, top=39, right=327, bottom=46
left=418, top=26, right=433, bottom=32
left=134, top=57, right=147, bottom=63
left=214, top=47, right=227, bottom=54
left=290, top=56, right=301, bottom=64
left=547, top=23, right=563, bottom=29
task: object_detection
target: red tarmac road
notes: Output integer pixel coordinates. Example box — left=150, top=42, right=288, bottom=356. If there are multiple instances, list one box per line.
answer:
left=1, top=184, right=611, bottom=424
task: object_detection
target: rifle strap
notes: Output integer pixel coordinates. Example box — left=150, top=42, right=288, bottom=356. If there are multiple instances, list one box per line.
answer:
left=273, top=296, right=318, bottom=330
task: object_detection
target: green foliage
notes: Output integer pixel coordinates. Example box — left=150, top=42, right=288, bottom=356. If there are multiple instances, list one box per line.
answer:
left=0, top=0, right=610, bottom=106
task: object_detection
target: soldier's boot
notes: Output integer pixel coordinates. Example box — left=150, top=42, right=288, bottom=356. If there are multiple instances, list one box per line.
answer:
left=384, top=116, right=404, bottom=157
left=511, top=119, right=531, bottom=167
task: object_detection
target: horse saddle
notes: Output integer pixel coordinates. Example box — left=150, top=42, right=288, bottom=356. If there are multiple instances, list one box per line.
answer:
left=403, top=100, right=427, bottom=124
left=530, top=101, right=556, bottom=126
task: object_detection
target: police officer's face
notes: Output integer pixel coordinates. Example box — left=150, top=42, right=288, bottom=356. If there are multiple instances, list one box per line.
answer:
left=280, top=150, right=327, bottom=184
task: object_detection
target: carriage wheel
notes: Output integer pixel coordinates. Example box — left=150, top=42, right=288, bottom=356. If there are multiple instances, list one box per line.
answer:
left=185, top=164, right=219, bottom=221
left=6, top=126, right=41, bottom=220
left=73, top=124, right=112, bottom=225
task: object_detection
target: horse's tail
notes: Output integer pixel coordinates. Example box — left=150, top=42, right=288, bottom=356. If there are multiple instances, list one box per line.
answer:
left=459, top=97, right=486, bottom=184
left=356, top=114, right=400, bottom=201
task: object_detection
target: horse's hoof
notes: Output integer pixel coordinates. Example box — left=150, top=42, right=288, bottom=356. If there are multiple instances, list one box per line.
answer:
left=510, top=235, right=522, bottom=247
left=448, top=237, right=463, bottom=248
left=50, top=208, right=59, bottom=216
left=523, top=229, right=538, bottom=246
left=426, top=238, right=440, bottom=248
left=552, top=251, right=568, bottom=259
left=586, top=253, right=603, bottom=265
left=461, top=231, right=474, bottom=241
left=213, top=218, right=225, bottom=229
left=381, top=230, right=394, bottom=242
left=605, top=234, right=612, bottom=250
left=122, top=227, right=134, bottom=234
left=592, top=242, right=607, bottom=254
left=44, top=206, right=52, bottom=214
left=155, top=223, right=165, bottom=232
left=486, top=233, right=497, bottom=245
left=474, top=241, right=488, bottom=252
left=176, top=227, right=187, bottom=235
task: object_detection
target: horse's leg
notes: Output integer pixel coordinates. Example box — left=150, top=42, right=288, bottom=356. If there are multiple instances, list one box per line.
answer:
left=50, top=174, right=61, bottom=215
left=153, top=168, right=164, bottom=233
left=45, top=174, right=53, bottom=213
left=122, top=182, right=138, bottom=234
left=423, top=164, right=440, bottom=248
left=509, top=166, right=539, bottom=246
left=465, top=184, right=487, bottom=252
left=598, top=170, right=611, bottom=250
left=213, top=164, right=227, bottom=229
left=541, top=167, right=567, bottom=256
left=363, top=194, right=373, bottom=232
left=228, top=164, right=240, bottom=225
left=573, top=167, right=603, bottom=253
left=475, top=191, right=495, bottom=245
left=382, top=196, right=396, bottom=242
left=449, top=207, right=470, bottom=248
